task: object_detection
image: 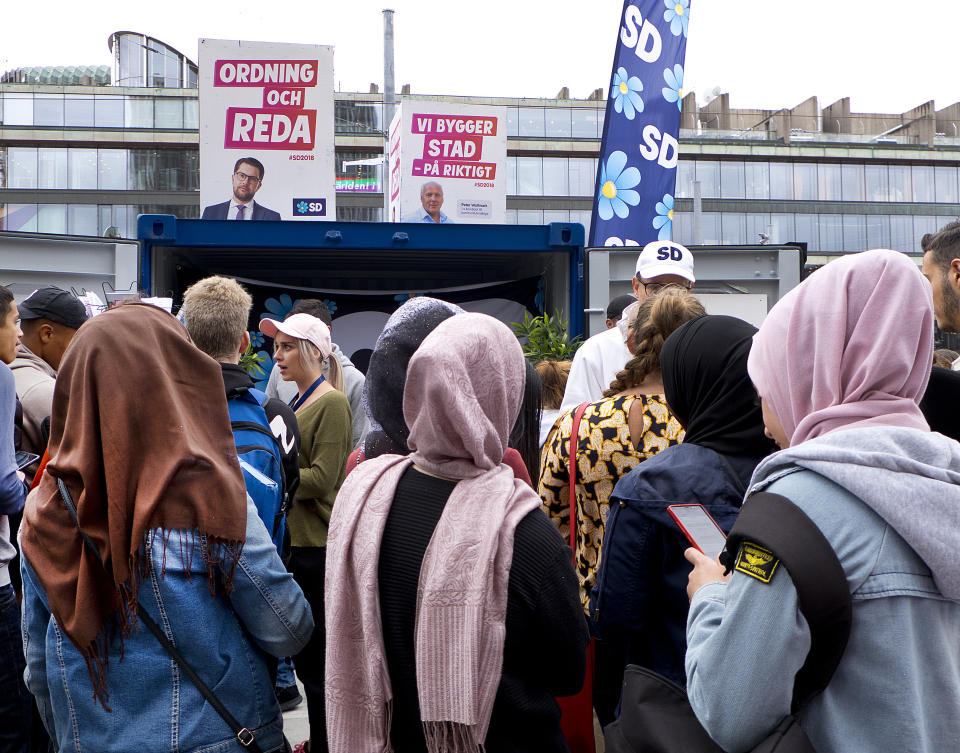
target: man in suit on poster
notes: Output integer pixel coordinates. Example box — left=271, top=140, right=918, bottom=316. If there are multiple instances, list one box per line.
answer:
left=202, top=157, right=281, bottom=221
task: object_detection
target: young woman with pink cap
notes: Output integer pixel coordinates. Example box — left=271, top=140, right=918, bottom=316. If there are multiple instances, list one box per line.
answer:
left=259, top=313, right=353, bottom=753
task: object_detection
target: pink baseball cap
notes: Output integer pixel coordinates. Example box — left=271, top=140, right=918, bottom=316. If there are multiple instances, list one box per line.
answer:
left=259, top=313, right=332, bottom=359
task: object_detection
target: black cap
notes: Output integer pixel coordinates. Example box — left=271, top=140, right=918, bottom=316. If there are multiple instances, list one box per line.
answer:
left=19, top=287, right=89, bottom=330
left=606, top=293, right=637, bottom=321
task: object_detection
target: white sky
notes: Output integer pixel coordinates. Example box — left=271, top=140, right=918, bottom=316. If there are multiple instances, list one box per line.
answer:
left=3, top=0, right=959, bottom=114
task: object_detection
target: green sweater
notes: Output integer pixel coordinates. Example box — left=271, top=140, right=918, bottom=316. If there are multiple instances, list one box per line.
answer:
left=290, top=389, right=353, bottom=547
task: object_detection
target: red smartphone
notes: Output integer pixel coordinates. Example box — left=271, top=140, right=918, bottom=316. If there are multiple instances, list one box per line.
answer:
left=667, top=504, right=727, bottom=560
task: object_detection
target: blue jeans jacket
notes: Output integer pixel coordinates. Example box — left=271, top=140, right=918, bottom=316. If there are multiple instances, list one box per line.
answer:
left=21, top=496, right=314, bottom=753
left=686, top=467, right=960, bottom=752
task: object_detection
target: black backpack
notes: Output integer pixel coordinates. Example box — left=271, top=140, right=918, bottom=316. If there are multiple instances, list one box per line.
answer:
left=605, top=491, right=852, bottom=753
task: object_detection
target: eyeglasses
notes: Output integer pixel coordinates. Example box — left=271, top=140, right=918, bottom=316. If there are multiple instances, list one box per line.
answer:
left=642, top=281, right=691, bottom=295
left=233, top=171, right=261, bottom=184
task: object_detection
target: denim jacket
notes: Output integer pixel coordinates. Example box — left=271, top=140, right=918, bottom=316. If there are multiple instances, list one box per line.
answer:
left=21, top=495, right=314, bottom=753
left=686, top=465, right=960, bottom=753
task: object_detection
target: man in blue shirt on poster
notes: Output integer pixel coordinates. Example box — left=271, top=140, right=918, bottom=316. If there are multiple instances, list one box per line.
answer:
left=410, top=181, right=452, bottom=223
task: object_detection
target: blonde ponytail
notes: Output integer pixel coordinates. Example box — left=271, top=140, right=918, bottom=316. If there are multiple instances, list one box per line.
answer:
left=325, top=354, right=344, bottom=392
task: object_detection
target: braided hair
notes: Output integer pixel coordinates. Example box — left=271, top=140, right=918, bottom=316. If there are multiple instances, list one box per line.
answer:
left=603, top=288, right=706, bottom=397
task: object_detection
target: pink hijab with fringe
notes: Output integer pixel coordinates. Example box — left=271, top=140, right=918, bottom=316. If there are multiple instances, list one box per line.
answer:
left=325, top=312, right=541, bottom=753
left=747, top=249, right=933, bottom=447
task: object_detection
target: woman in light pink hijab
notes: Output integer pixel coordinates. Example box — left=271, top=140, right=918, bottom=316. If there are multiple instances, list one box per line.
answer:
left=747, top=247, right=932, bottom=448
left=683, top=250, right=960, bottom=753
left=325, top=312, right=588, bottom=753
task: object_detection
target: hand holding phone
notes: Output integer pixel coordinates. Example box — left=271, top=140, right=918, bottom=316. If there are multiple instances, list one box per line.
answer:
left=668, top=504, right=728, bottom=560
left=15, top=451, right=40, bottom=471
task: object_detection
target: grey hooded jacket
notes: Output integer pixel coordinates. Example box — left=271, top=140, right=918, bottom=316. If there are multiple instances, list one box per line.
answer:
left=685, top=426, right=960, bottom=753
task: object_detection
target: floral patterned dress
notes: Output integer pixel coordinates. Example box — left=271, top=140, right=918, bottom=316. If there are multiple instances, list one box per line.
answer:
left=538, top=394, right=684, bottom=611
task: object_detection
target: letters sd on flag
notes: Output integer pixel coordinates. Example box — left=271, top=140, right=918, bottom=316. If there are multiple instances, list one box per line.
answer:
left=589, top=0, right=692, bottom=248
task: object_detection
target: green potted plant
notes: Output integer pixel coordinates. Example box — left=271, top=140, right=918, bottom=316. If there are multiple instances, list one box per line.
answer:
left=510, top=309, right=582, bottom=362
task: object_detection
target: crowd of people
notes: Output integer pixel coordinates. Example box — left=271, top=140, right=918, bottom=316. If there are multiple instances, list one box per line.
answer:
left=0, top=225, right=959, bottom=753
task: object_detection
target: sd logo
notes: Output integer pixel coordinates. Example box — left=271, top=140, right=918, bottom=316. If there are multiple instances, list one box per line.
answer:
left=656, top=246, right=685, bottom=261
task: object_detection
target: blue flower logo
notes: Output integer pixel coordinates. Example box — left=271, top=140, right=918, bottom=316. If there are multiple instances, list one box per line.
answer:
left=663, top=0, right=689, bottom=37
left=597, top=151, right=641, bottom=221
left=662, top=64, right=684, bottom=110
left=251, top=350, right=274, bottom=390
left=611, top=67, right=644, bottom=120
left=249, top=330, right=264, bottom=348
left=321, top=299, right=338, bottom=314
left=296, top=201, right=309, bottom=214
left=653, top=194, right=675, bottom=240
left=262, top=294, right=295, bottom=323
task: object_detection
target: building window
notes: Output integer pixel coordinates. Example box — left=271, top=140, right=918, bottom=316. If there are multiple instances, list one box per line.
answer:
left=675, top=160, right=694, bottom=198
left=37, top=204, right=66, bottom=234
left=841, top=164, right=865, bottom=202
left=68, top=205, right=98, bottom=236
left=37, top=149, right=67, bottom=189
left=518, top=107, right=545, bottom=138
left=769, top=162, right=793, bottom=200
left=935, top=166, right=959, bottom=204
left=720, top=161, right=745, bottom=199
left=516, top=157, right=543, bottom=195
left=794, top=214, right=818, bottom=252
left=888, top=165, right=912, bottom=202
left=571, top=109, right=601, bottom=139
left=817, top=163, right=841, bottom=202
left=912, top=166, right=935, bottom=203
left=889, top=215, right=914, bottom=249
left=720, top=212, right=746, bottom=243
left=866, top=215, right=891, bottom=249
left=98, top=150, right=128, bottom=190
left=569, top=158, right=596, bottom=197
left=68, top=149, right=98, bottom=190
left=864, top=164, right=889, bottom=201
left=543, top=157, right=569, bottom=196
left=64, top=96, right=95, bottom=128
left=744, top=162, right=770, bottom=200
left=818, top=213, right=842, bottom=251
left=125, top=97, right=154, bottom=129
left=770, top=213, right=795, bottom=243
left=95, top=96, right=124, bottom=128
left=695, top=161, right=720, bottom=198
left=33, top=94, right=64, bottom=127
left=793, top=163, right=818, bottom=201
left=545, top=108, right=571, bottom=138
left=8, top=148, right=37, bottom=189
left=841, top=215, right=866, bottom=252
left=2, top=94, right=33, bottom=126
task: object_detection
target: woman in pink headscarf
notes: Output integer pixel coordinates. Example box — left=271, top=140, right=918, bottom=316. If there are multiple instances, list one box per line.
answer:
left=683, top=250, right=960, bottom=753
left=324, top=312, right=588, bottom=753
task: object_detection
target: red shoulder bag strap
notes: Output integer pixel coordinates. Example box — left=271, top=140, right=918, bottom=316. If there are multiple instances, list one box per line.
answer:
left=567, top=402, right=590, bottom=556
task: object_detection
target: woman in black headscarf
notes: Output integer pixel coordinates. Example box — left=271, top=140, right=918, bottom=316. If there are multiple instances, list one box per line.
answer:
left=589, top=314, right=775, bottom=691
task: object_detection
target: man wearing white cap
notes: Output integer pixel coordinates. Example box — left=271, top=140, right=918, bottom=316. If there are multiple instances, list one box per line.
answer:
left=559, top=241, right=695, bottom=411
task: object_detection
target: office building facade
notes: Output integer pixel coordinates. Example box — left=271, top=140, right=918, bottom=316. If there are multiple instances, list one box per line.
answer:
left=1, top=31, right=959, bottom=261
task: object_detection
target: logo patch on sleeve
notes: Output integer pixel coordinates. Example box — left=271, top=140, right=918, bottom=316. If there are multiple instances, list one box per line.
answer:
left=734, top=542, right=780, bottom=583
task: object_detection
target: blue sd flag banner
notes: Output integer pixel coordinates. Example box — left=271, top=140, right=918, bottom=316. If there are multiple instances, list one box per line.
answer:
left=589, top=0, right=691, bottom=247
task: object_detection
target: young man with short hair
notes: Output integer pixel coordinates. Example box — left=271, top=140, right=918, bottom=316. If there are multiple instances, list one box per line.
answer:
left=922, top=221, right=960, bottom=332
left=182, top=275, right=305, bottom=711
left=0, top=284, right=30, bottom=749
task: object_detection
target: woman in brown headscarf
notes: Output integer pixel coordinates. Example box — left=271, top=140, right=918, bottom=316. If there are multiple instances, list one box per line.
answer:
left=19, top=303, right=313, bottom=753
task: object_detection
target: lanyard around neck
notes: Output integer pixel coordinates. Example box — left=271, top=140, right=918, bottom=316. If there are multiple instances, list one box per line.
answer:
left=290, top=375, right=325, bottom=412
